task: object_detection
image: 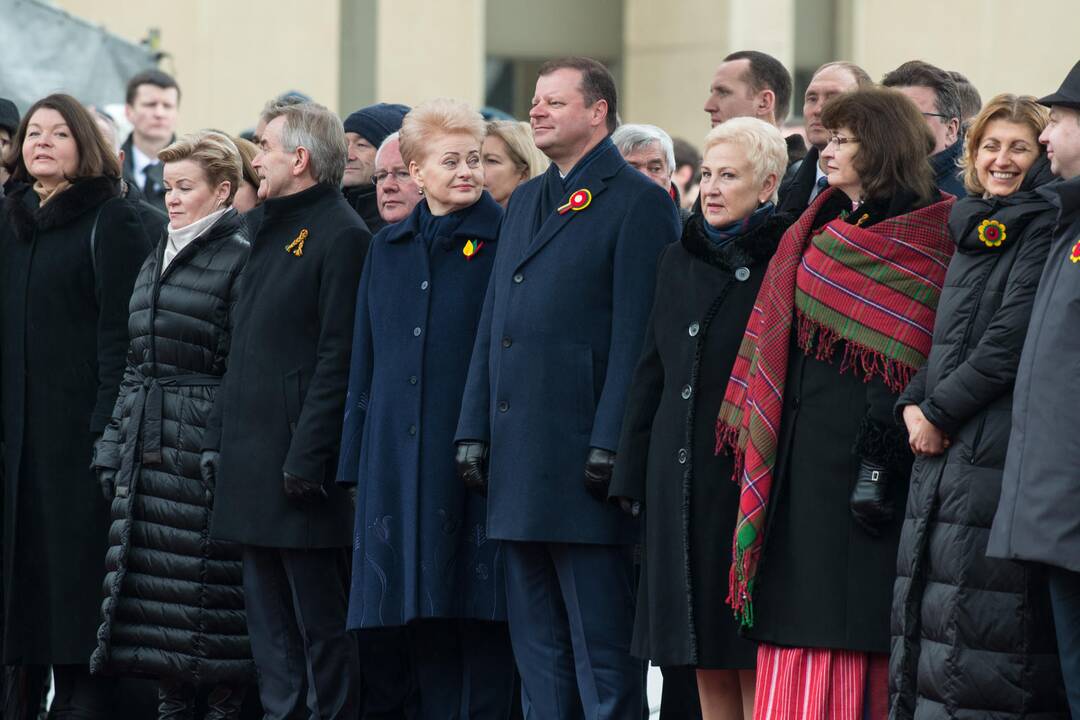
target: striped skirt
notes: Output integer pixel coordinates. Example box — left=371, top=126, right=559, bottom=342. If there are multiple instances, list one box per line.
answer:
left=753, top=644, right=888, bottom=720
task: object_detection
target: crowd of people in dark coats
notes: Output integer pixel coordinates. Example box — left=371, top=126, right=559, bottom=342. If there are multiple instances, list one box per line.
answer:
left=0, top=48, right=1079, bottom=720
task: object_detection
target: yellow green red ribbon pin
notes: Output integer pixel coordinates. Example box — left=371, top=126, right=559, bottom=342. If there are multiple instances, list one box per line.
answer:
left=557, top=188, right=592, bottom=215
left=463, top=239, right=484, bottom=260
left=1070, top=237, right=1080, bottom=263
left=978, top=219, right=1006, bottom=248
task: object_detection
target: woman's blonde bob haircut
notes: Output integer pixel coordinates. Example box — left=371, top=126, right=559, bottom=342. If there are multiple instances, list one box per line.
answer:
left=485, top=120, right=550, bottom=180
left=702, top=117, right=788, bottom=204
left=398, top=98, right=486, bottom=168
left=960, top=94, right=1049, bottom=196
left=158, top=130, right=243, bottom=204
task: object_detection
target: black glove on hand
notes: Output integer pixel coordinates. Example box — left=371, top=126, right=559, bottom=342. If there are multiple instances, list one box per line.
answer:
left=199, top=450, right=220, bottom=491
left=97, top=467, right=117, bottom=503
left=283, top=471, right=328, bottom=503
left=851, top=460, right=894, bottom=536
left=584, top=447, right=616, bottom=502
left=455, top=441, right=489, bottom=496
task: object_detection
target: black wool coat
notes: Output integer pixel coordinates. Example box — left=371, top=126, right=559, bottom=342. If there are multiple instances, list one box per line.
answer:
left=0, top=177, right=157, bottom=664
left=89, top=210, right=256, bottom=685
left=746, top=194, right=933, bottom=654
left=890, top=158, right=1067, bottom=718
left=989, top=174, right=1080, bottom=573
left=343, top=184, right=383, bottom=235
left=206, top=183, right=370, bottom=549
left=611, top=211, right=789, bottom=668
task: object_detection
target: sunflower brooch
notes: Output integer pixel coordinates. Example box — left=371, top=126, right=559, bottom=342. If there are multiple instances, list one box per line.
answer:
left=977, top=219, right=1006, bottom=248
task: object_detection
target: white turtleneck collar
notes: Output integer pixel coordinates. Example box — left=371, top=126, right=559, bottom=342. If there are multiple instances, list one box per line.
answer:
left=162, top=207, right=229, bottom=273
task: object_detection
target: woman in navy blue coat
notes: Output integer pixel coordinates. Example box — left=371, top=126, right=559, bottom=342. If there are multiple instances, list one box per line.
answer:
left=337, top=99, right=513, bottom=718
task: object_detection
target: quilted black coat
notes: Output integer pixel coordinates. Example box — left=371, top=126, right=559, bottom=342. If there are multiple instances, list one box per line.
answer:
left=89, top=209, right=256, bottom=685
left=890, top=158, right=1068, bottom=718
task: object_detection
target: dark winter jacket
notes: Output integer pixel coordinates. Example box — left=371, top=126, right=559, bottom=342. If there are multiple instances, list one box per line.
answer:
left=890, top=157, right=1066, bottom=718
left=0, top=177, right=157, bottom=664
left=746, top=191, right=948, bottom=654
left=338, top=193, right=505, bottom=629
left=611, top=210, right=788, bottom=668
left=989, top=173, right=1080, bottom=571
left=343, top=184, right=383, bottom=235
left=89, top=210, right=256, bottom=685
left=207, top=182, right=370, bottom=549
left=931, top=139, right=965, bottom=199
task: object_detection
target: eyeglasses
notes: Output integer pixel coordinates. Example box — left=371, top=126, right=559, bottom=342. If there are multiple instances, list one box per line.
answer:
left=921, top=112, right=953, bottom=121
left=372, top=169, right=411, bottom=186
left=826, top=134, right=859, bottom=147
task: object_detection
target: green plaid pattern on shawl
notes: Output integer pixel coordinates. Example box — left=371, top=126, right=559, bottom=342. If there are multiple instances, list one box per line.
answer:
left=715, top=188, right=955, bottom=627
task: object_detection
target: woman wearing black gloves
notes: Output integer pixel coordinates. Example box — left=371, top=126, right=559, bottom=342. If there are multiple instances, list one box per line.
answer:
left=89, top=131, right=255, bottom=719
left=891, top=95, right=1069, bottom=718
left=714, top=88, right=955, bottom=718
left=610, top=117, right=792, bottom=719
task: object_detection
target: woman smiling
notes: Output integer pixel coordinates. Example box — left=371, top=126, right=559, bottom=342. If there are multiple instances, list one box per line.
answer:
left=891, top=95, right=1070, bottom=718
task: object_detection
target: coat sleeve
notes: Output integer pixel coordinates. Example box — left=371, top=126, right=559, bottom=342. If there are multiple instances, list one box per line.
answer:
left=90, top=199, right=155, bottom=434
left=918, top=220, right=1054, bottom=436
left=202, top=247, right=249, bottom=452
left=894, top=363, right=929, bottom=425
left=282, top=226, right=370, bottom=484
left=93, top=359, right=140, bottom=470
left=455, top=245, right=498, bottom=443
left=609, top=286, right=665, bottom=503
left=590, top=184, right=680, bottom=452
left=336, top=242, right=376, bottom=486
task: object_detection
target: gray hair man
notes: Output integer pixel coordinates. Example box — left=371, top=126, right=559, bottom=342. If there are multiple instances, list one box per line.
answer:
left=205, top=100, right=369, bottom=719
left=373, top=131, right=422, bottom=225
left=612, top=123, right=692, bottom=223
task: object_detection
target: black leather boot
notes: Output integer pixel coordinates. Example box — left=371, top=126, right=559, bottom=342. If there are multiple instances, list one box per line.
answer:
left=204, top=684, right=246, bottom=720
left=156, top=678, right=196, bottom=720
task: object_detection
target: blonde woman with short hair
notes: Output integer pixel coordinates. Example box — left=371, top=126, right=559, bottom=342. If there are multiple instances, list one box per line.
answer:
left=89, top=130, right=255, bottom=720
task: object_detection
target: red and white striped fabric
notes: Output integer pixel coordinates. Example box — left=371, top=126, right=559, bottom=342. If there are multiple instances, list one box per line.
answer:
left=753, top=644, right=888, bottom=720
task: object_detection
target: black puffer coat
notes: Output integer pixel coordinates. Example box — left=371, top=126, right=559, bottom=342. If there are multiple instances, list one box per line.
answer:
left=89, top=210, right=256, bottom=685
left=890, top=158, right=1068, bottom=718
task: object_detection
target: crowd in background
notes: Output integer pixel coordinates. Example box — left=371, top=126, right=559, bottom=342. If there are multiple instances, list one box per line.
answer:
left=0, top=48, right=1079, bottom=720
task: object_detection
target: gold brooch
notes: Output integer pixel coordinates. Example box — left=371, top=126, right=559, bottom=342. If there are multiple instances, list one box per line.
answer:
left=286, top=229, right=308, bottom=256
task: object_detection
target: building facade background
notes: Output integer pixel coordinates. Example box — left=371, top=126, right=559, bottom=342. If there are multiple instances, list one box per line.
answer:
left=49, top=0, right=1077, bottom=155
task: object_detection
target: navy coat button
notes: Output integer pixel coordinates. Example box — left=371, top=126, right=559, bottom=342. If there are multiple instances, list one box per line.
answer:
left=513, top=273, right=524, bottom=284
left=681, top=384, right=692, bottom=400
left=677, top=448, right=688, bottom=464
left=498, top=400, right=509, bottom=412
left=408, top=375, right=418, bottom=385
left=688, top=322, right=700, bottom=337
left=413, top=327, right=422, bottom=337
left=421, top=280, right=429, bottom=290
left=502, top=337, right=512, bottom=348
left=735, top=267, right=751, bottom=282
left=408, top=424, right=417, bottom=436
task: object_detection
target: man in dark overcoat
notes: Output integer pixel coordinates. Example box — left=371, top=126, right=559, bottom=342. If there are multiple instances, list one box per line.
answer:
left=202, top=101, right=369, bottom=719
left=455, top=56, right=680, bottom=718
left=988, top=60, right=1080, bottom=717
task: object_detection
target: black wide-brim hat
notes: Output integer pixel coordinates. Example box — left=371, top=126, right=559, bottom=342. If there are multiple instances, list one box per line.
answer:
left=1039, top=60, right=1080, bottom=109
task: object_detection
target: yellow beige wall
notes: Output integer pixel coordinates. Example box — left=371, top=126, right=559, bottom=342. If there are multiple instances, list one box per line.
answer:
left=846, top=0, right=1076, bottom=101
left=622, top=0, right=795, bottom=149
left=53, top=0, right=344, bottom=136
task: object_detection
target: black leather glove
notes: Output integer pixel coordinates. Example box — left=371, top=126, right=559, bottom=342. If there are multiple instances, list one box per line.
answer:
left=97, top=467, right=117, bottom=503
left=584, top=447, right=616, bottom=502
left=455, top=441, right=489, bottom=496
left=283, top=471, right=328, bottom=503
left=199, top=450, right=219, bottom=492
left=851, top=460, right=894, bottom=536
left=613, top=497, right=641, bottom=518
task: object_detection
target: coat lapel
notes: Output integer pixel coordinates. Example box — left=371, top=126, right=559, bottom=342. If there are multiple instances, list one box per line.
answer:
left=515, top=142, right=623, bottom=270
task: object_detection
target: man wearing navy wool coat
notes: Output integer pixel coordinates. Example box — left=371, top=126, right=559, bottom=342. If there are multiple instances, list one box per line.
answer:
left=455, top=56, right=680, bottom=718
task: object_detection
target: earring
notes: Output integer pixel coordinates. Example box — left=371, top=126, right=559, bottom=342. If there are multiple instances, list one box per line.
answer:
left=417, top=186, right=424, bottom=196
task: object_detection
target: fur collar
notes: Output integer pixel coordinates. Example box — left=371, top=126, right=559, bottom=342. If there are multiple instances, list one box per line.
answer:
left=4, top=176, right=121, bottom=243
left=680, top=210, right=791, bottom=271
